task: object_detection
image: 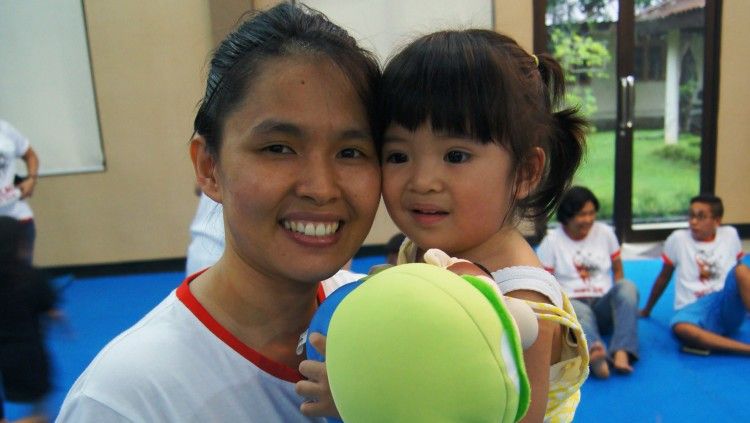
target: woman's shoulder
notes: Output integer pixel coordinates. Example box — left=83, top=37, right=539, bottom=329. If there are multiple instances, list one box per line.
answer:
left=81, top=292, right=199, bottom=377
left=591, top=221, right=616, bottom=236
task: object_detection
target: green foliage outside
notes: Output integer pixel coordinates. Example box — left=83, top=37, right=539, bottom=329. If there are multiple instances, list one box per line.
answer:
left=574, top=129, right=700, bottom=221
left=549, top=27, right=611, bottom=119
left=546, top=0, right=699, bottom=223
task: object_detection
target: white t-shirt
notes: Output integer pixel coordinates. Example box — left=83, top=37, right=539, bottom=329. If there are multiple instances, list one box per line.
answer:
left=57, top=272, right=360, bottom=423
left=0, top=120, right=33, bottom=220
left=185, top=193, right=224, bottom=275
left=536, top=222, right=621, bottom=299
left=663, top=226, right=744, bottom=310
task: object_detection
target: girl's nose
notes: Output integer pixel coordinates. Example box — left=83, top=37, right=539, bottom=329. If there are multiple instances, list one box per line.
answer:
left=407, top=160, right=442, bottom=194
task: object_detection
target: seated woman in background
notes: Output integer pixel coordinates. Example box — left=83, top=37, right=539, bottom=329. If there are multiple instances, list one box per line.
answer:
left=537, top=186, right=640, bottom=378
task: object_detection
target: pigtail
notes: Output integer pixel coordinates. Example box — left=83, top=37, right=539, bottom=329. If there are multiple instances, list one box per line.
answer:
left=534, top=52, right=565, bottom=111
left=523, top=53, right=588, bottom=220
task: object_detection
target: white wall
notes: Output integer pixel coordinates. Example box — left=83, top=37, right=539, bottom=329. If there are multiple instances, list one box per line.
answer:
left=0, top=0, right=104, bottom=175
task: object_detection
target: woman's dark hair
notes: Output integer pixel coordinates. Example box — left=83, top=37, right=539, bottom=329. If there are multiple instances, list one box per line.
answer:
left=380, top=29, right=587, bottom=221
left=194, top=2, right=381, bottom=157
left=556, top=186, right=599, bottom=225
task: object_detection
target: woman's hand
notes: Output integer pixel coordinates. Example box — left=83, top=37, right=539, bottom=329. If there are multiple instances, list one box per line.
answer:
left=17, top=177, right=36, bottom=199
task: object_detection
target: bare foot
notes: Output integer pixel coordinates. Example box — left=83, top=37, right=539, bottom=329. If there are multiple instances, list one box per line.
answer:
left=590, top=343, right=610, bottom=379
left=613, top=350, right=633, bottom=374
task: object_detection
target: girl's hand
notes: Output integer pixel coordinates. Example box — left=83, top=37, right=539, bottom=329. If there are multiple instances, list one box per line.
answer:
left=296, top=333, right=341, bottom=419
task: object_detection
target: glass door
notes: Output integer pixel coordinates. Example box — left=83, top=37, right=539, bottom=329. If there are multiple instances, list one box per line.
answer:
left=535, top=0, right=720, bottom=242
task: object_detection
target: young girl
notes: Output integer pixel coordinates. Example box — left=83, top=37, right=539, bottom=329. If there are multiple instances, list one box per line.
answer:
left=378, top=30, right=589, bottom=422
left=300, top=29, right=590, bottom=422
left=57, top=4, right=381, bottom=421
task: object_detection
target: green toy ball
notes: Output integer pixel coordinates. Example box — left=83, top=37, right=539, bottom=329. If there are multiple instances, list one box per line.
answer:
left=325, top=263, right=530, bottom=422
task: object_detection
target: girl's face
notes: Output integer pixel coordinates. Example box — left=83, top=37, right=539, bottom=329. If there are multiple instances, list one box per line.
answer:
left=202, top=57, right=380, bottom=284
left=381, top=123, right=516, bottom=260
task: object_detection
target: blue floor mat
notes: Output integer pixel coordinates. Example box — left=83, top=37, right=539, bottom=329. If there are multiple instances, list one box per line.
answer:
left=5, top=258, right=749, bottom=421
left=576, top=258, right=750, bottom=422
left=5, top=271, right=183, bottom=421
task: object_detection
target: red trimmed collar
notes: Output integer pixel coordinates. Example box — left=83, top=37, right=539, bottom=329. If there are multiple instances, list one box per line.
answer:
left=176, top=272, right=326, bottom=383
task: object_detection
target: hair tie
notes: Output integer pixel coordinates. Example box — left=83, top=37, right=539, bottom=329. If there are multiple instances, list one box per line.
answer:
left=531, top=54, right=539, bottom=67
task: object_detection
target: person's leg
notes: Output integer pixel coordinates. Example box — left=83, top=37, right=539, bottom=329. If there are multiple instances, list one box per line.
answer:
left=716, top=265, right=749, bottom=334
left=736, top=263, right=750, bottom=311
left=571, top=298, right=603, bottom=347
left=671, top=280, right=750, bottom=355
left=672, top=323, right=750, bottom=355
left=18, top=219, right=36, bottom=264
left=592, top=280, right=639, bottom=372
left=1, top=371, right=5, bottom=423
left=571, top=298, right=609, bottom=378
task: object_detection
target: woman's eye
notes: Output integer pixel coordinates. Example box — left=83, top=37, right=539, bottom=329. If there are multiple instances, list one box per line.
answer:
left=263, top=144, right=294, bottom=154
left=445, top=150, right=470, bottom=163
left=338, top=148, right=363, bottom=159
left=384, top=152, right=408, bottom=164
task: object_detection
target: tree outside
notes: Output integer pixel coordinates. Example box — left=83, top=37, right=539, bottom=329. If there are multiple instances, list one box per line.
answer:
left=545, top=0, right=703, bottom=222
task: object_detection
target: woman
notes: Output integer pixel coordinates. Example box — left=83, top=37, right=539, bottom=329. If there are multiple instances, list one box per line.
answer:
left=57, top=4, right=381, bottom=421
left=0, top=119, right=40, bottom=263
left=537, top=186, right=639, bottom=378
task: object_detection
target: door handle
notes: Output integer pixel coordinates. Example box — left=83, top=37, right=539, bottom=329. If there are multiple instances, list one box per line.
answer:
left=619, top=75, right=635, bottom=129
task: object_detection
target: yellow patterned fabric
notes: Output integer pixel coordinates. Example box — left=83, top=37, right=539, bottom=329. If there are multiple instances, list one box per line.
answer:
left=526, top=297, right=589, bottom=423
left=396, top=239, right=589, bottom=422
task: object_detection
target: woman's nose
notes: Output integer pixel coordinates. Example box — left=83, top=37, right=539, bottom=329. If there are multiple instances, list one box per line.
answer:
left=296, top=156, right=340, bottom=205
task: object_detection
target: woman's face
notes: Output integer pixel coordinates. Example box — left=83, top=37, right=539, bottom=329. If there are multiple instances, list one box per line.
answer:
left=564, top=201, right=597, bottom=241
left=209, top=57, right=380, bottom=284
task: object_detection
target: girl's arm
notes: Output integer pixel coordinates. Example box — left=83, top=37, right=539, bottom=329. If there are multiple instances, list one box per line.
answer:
left=506, top=289, right=562, bottom=423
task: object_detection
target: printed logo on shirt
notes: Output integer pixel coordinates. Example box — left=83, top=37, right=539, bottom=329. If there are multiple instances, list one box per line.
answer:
left=0, top=152, right=9, bottom=180
left=0, top=185, right=20, bottom=208
left=573, top=250, right=601, bottom=282
left=695, top=249, right=721, bottom=283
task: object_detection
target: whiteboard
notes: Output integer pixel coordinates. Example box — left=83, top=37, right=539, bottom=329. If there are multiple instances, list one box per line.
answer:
left=0, top=0, right=104, bottom=176
left=304, top=0, right=494, bottom=64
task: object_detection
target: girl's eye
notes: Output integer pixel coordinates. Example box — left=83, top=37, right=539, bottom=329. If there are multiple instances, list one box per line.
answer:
left=338, top=148, right=363, bottom=159
left=445, top=150, right=470, bottom=163
left=384, top=152, right=408, bottom=164
left=263, top=144, right=294, bottom=154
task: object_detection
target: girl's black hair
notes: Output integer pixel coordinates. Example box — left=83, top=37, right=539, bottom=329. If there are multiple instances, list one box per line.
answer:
left=556, top=186, right=600, bottom=225
left=194, top=2, right=381, bottom=157
left=380, top=29, right=587, bottom=221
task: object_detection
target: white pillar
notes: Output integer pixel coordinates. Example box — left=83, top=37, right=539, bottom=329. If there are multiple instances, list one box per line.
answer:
left=664, top=29, right=681, bottom=145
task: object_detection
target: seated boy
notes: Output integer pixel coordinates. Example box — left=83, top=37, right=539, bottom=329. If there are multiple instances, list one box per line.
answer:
left=640, top=194, right=750, bottom=354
